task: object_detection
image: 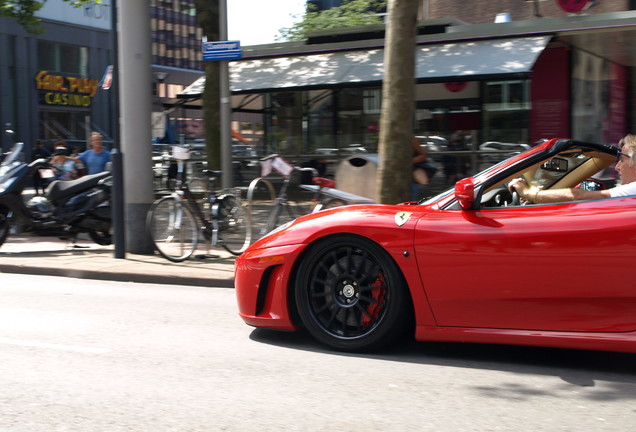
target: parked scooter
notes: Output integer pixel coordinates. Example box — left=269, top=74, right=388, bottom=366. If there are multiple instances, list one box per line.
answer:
left=0, top=140, right=112, bottom=247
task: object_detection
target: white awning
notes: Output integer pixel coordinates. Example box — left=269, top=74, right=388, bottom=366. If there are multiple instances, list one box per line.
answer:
left=178, top=35, right=551, bottom=97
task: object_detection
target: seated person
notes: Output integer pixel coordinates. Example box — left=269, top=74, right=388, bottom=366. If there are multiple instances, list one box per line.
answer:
left=51, top=145, right=80, bottom=181
left=510, top=134, right=636, bottom=203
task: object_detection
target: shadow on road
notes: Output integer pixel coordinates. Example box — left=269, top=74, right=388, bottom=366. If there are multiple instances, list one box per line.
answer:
left=249, top=327, right=636, bottom=399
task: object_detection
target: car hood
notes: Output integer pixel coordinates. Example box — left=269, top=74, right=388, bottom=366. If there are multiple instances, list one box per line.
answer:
left=247, top=203, right=433, bottom=252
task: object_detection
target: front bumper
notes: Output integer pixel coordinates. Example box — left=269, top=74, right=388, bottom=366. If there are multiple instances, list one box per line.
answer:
left=235, top=243, right=308, bottom=330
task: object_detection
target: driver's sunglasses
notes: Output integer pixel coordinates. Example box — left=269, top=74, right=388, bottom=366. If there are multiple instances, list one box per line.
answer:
left=617, top=151, right=633, bottom=162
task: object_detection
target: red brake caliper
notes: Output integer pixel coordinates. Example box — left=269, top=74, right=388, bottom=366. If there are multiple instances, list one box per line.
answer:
left=362, top=274, right=386, bottom=327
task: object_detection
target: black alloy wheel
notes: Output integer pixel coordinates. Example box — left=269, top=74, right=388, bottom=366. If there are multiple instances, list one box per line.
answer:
left=295, top=234, right=412, bottom=352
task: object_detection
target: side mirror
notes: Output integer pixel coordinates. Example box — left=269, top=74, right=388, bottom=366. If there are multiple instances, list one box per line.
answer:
left=454, top=177, right=475, bottom=210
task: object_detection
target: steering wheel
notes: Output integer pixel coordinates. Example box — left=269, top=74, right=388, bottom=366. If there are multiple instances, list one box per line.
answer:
left=506, top=177, right=526, bottom=206
left=510, top=190, right=521, bottom=206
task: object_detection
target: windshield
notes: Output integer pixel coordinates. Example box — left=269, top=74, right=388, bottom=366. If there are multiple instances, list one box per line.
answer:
left=419, top=140, right=616, bottom=208
left=1, top=142, right=24, bottom=167
left=419, top=156, right=513, bottom=206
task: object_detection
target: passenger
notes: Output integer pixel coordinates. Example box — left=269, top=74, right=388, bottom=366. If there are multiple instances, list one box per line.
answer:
left=51, top=145, right=80, bottom=181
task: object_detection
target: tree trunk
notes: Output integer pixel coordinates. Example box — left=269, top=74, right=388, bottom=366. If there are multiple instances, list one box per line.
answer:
left=196, top=0, right=221, bottom=170
left=376, top=0, right=419, bottom=204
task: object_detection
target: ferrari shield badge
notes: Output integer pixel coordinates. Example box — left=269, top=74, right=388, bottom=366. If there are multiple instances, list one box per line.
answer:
left=394, top=211, right=411, bottom=227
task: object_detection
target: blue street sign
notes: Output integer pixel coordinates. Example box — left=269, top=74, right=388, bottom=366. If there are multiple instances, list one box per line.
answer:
left=202, top=41, right=242, bottom=61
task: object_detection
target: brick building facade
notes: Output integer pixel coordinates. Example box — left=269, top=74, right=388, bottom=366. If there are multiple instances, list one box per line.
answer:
left=423, top=0, right=634, bottom=23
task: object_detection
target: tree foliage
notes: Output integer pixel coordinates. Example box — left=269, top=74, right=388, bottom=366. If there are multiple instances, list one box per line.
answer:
left=278, top=0, right=387, bottom=41
left=0, top=0, right=98, bottom=33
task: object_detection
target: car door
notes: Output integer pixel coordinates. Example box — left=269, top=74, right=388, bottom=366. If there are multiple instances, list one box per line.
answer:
left=414, top=197, right=636, bottom=332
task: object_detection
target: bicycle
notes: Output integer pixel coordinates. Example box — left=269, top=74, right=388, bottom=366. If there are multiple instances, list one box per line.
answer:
left=146, top=147, right=251, bottom=262
left=247, top=154, right=372, bottom=238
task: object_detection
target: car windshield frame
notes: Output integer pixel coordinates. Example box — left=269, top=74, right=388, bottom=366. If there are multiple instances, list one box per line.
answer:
left=422, top=139, right=620, bottom=210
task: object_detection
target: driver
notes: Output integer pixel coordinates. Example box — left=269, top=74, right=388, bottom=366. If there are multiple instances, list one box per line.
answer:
left=510, top=134, right=636, bottom=203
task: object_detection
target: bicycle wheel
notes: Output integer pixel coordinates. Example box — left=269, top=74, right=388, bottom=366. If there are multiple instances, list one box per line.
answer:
left=315, top=198, right=348, bottom=212
left=217, top=195, right=251, bottom=256
left=147, top=196, right=199, bottom=262
left=247, top=177, right=277, bottom=239
left=263, top=202, right=285, bottom=236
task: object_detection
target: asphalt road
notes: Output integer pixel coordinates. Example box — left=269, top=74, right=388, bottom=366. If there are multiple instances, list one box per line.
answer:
left=1, top=274, right=636, bottom=432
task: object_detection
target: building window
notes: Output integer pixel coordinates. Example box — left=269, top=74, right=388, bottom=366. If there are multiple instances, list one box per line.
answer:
left=307, top=90, right=334, bottom=152
left=38, top=41, right=89, bottom=76
left=337, top=87, right=381, bottom=150
left=266, top=92, right=305, bottom=154
left=483, top=80, right=530, bottom=143
left=484, top=80, right=529, bottom=111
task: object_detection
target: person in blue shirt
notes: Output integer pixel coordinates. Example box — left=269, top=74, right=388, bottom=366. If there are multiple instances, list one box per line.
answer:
left=80, top=132, right=111, bottom=174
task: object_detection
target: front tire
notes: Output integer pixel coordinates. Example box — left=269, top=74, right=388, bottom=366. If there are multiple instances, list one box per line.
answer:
left=147, top=196, right=199, bottom=262
left=89, top=230, right=112, bottom=246
left=294, top=235, right=412, bottom=352
left=0, top=205, right=12, bottom=246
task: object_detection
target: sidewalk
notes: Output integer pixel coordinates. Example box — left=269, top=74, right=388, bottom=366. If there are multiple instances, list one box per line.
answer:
left=0, top=234, right=236, bottom=288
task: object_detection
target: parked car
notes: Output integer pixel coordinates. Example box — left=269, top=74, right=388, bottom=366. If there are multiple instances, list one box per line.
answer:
left=232, top=143, right=257, bottom=158
left=416, top=135, right=449, bottom=158
left=478, top=141, right=532, bottom=170
left=235, top=138, right=635, bottom=353
left=314, top=145, right=368, bottom=157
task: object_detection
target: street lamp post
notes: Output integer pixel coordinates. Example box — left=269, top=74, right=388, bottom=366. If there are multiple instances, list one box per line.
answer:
left=110, top=0, right=125, bottom=259
left=219, top=0, right=233, bottom=189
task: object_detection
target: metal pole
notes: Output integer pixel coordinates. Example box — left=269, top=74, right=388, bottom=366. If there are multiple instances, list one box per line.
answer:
left=118, top=0, right=154, bottom=254
left=110, top=0, right=126, bottom=259
left=220, top=0, right=233, bottom=189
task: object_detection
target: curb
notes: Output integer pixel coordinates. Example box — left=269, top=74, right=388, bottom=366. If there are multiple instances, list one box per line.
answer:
left=0, top=263, right=235, bottom=288
left=0, top=236, right=237, bottom=288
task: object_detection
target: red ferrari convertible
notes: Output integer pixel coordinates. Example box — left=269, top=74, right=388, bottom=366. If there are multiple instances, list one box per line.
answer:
left=235, top=138, right=636, bottom=352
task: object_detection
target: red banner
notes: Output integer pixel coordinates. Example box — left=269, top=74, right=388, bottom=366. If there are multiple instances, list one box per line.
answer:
left=530, top=48, right=570, bottom=143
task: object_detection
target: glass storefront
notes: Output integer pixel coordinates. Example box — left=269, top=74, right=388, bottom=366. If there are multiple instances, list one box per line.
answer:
left=307, top=89, right=335, bottom=152
left=257, top=88, right=383, bottom=156
left=336, top=88, right=381, bottom=151
left=38, top=110, right=91, bottom=148
left=231, top=78, right=536, bottom=189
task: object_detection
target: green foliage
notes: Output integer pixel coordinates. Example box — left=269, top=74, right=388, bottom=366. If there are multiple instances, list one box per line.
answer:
left=0, top=0, right=98, bottom=34
left=278, top=0, right=387, bottom=41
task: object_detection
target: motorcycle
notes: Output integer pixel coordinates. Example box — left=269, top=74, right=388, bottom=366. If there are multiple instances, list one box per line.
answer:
left=0, top=141, right=112, bottom=248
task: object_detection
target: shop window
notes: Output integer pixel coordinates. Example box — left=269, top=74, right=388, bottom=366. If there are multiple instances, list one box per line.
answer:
left=39, top=110, right=88, bottom=145
left=307, top=90, right=334, bottom=152
left=266, top=92, right=304, bottom=154
left=484, top=80, right=529, bottom=111
left=337, top=87, right=381, bottom=150
left=483, top=80, right=530, bottom=143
